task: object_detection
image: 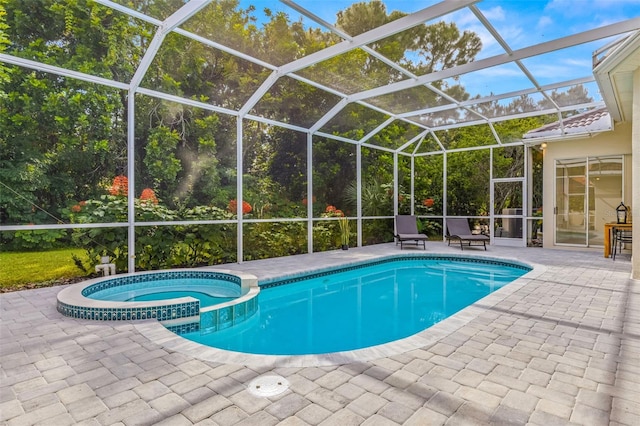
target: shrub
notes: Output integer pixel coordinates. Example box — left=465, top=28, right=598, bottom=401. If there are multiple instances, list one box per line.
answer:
left=1, top=229, right=70, bottom=251
left=68, top=196, right=239, bottom=271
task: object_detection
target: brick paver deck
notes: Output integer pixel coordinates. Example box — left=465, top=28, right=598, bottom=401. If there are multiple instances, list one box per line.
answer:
left=1, top=243, right=638, bottom=425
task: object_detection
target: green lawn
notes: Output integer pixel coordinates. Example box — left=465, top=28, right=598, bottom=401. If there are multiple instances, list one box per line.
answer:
left=0, top=248, right=88, bottom=291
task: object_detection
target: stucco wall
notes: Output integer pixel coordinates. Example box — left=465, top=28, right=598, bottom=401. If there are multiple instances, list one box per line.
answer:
left=541, top=121, right=633, bottom=251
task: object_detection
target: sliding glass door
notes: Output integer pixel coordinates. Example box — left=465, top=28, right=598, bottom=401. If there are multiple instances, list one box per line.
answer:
left=555, top=156, right=623, bottom=247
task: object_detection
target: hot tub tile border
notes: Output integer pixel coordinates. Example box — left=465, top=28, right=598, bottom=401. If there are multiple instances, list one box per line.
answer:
left=57, top=299, right=201, bottom=321
left=81, top=270, right=241, bottom=297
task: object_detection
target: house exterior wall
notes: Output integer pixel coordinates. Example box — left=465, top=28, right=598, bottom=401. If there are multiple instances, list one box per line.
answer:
left=541, top=121, right=633, bottom=253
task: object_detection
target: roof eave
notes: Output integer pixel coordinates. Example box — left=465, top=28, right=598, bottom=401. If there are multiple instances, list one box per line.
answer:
left=522, top=128, right=613, bottom=145
left=593, top=31, right=640, bottom=123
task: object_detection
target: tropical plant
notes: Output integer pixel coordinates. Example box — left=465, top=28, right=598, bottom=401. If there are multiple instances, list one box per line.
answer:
left=343, top=178, right=393, bottom=217
left=338, top=217, right=350, bottom=247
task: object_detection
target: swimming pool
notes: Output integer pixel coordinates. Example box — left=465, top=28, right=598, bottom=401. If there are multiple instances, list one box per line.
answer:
left=178, top=256, right=530, bottom=355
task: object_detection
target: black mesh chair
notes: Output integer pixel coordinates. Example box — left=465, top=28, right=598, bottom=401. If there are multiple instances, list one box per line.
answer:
left=446, top=218, right=489, bottom=250
left=612, top=228, right=632, bottom=260
left=395, top=215, right=428, bottom=249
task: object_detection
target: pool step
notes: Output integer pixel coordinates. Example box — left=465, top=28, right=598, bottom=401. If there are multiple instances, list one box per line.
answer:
left=160, top=315, right=200, bottom=334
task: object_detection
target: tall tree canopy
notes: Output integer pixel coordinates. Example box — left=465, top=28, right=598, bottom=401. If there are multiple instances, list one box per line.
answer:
left=0, top=0, right=576, bottom=231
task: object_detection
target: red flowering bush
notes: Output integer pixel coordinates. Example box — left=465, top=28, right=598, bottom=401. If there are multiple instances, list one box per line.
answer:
left=228, top=199, right=252, bottom=215
left=322, top=205, right=344, bottom=217
left=302, top=196, right=317, bottom=206
left=109, top=175, right=128, bottom=196
left=140, top=188, right=158, bottom=204
left=69, top=200, right=87, bottom=213
left=423, top=198, right=434, bottom=208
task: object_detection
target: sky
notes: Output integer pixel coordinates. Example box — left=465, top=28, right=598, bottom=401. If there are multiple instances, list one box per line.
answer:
left=236, top=0, right=640, bottom=98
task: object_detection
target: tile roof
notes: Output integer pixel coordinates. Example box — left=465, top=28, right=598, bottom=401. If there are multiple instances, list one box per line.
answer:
left=523, top=107, right=612, bottom=140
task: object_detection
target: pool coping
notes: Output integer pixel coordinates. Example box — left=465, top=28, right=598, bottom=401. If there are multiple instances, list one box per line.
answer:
left=134, top=251, right=546, bottom=367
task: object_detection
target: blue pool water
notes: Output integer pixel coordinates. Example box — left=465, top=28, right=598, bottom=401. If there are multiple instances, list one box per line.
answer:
left=89, top=278, right=240, bottom=308
left=180, top=258, right=529, bottom=355
left=127, top=291, right=234, bottom=306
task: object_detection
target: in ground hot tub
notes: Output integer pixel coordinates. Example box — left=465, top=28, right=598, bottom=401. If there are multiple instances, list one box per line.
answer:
left=57, top=269, right=259, bottom=333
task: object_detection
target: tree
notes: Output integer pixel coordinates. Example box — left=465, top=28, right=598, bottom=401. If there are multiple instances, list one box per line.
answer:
left=0, top=2, right=10, bottom=82
left=337, top=2, right=481, bottom=90
left=540, top=84, right=592, bottom=112
left=2, top=0, right=496, bottom=234
left=1, top=0, right=148, bottom=224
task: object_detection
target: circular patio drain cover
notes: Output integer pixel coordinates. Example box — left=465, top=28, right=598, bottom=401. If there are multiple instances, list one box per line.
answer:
left=248, top=375, right=290, bottom=397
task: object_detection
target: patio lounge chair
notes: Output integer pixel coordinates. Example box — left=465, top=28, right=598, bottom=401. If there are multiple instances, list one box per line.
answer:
left=446, top=218, right=489, bottom=250
left=395, top=215, right=428, bottom=249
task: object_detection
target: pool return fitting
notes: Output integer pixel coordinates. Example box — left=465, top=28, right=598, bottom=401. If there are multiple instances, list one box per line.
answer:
left=247, top=375, right=290, bottom=397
